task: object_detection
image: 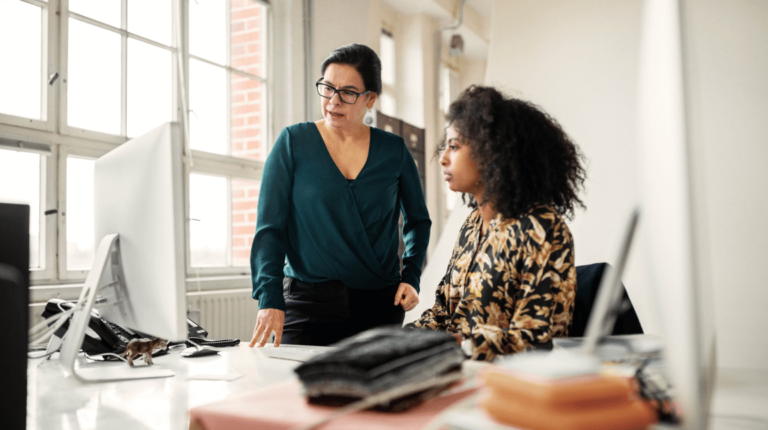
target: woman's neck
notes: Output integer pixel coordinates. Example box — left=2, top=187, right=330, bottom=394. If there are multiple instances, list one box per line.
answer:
left=474, top=187, right=497, bottom=237
left=318, top=119, right=368, bottom=144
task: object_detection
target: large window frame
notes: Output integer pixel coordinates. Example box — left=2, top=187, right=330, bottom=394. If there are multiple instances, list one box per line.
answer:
left=0, top=0, right=272, bottom=291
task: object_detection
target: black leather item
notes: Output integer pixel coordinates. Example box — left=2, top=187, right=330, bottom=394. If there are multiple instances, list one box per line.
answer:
left=570, top=262, right=644, bottom=337
left=282, top=278, right=405, bottom=346
left=295, top=328, right=465, bottom=411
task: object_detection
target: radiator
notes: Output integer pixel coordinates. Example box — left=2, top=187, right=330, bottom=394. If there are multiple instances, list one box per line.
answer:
left=187, top=288, right=259, bottom=343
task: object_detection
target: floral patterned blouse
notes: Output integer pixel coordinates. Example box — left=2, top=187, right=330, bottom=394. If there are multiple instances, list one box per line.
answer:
left=405, top=206, right=577, bottom=361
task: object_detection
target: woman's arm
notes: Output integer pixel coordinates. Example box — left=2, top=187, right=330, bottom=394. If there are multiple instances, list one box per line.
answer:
left=250, top=128, right=294, bottom=311
left=398, top=146, right=432, bottom=293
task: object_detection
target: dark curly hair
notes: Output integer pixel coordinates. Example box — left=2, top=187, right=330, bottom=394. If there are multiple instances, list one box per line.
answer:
left=439, top=85, right=586, bottom=220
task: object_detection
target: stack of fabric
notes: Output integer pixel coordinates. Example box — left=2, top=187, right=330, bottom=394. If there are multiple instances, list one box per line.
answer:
left=480, top=362, right=657, bottom=430
left=294, top=327, right=466, bottom=412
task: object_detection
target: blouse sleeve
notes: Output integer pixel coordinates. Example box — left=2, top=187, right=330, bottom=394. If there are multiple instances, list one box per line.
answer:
left=398, top=145, right=432, bottom=292
left=469, top=214, right=574, bottom=360
left=250, top=128, right=294, bottom=311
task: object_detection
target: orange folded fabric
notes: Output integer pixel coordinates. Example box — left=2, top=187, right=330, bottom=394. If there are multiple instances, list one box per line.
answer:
left=480, top=369, right=656, bottom=430
left=189, top=380, right=478, bottom=430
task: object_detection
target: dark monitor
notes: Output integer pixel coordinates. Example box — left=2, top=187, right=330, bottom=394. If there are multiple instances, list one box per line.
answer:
left=0, top=203, right=29, bottom=430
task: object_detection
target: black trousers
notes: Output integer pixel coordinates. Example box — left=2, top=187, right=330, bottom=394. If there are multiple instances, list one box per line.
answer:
left=281, top=277, right=405, bottom=346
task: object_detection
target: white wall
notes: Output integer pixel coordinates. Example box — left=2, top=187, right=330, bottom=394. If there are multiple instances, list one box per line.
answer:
left=682, top=0, right=768, bottom=370
left=484, top=0, right=768, bottom=371
left=484, top=0, right=659, bottom=333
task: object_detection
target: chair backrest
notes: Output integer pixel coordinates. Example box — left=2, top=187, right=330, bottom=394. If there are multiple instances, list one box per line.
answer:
left=570, top=262, right=643, bottom=337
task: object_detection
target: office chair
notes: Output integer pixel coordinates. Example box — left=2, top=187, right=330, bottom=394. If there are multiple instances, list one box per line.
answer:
left=569, top=262, right=643, bottom=337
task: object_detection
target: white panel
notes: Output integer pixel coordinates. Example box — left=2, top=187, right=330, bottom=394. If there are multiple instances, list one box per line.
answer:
left=93, top=123, right=186, bottom=341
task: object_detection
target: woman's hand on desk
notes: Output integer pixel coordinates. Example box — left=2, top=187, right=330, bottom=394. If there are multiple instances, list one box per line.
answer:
left=249, top=308, right=285, bottom=348
left=394, top=283, right=419, bottom=312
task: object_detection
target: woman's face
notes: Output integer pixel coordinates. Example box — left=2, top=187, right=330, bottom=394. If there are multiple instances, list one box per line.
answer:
left=319, top=63, right=377, bottom=130
left=440, top=125, right=480, bottom=194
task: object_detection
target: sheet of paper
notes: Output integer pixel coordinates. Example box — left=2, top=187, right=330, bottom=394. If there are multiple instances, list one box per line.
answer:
left=186, top=372, right=244, bottom=381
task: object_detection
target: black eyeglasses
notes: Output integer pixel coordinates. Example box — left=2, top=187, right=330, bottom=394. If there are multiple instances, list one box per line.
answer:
left=315, top=78, right=371, bottom=104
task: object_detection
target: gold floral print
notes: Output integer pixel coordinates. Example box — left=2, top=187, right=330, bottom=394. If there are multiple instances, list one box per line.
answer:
left=406, top=206, right=576, bottom=361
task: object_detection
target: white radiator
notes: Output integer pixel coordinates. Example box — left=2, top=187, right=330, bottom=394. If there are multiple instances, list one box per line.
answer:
left=187, top=288, right=259, bottom=343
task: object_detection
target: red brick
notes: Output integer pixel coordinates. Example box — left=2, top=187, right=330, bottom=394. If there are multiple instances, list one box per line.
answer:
left=247, top=91, right=262, bottom=101
left=232, top=117, right=244, bottom=127
left=232, top=79, right=260, bottom=91
left=232, top=237, right=246, bottom=248
left=248, top=189, right=260, bottom=198
left=233, top=201, right=257, bottom=211
left=231, top=22, right=244, bottom=33
left=232, top=32, right=259, bottom=45
left=232, top=8, right=259, bottom=20
left=247, top=43, right=261, bottom=54
left=248, top=213, right=257, bottom=223
left=233, top=225, right=255, bottom=235
left=232, top=189, right=245, bottom=200
left=233, top=128, right=259, bottom=139
left=232, top=55, right=259, bottom=68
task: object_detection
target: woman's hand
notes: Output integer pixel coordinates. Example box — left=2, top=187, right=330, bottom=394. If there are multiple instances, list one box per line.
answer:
left=394, top=282, right=419, bottom=312
left=249, top=308, right=286, bottom=348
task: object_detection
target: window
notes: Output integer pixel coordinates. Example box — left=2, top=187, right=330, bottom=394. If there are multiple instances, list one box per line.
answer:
left=0, top=0, right=272, bottom=286
left=379, top=28, right=396, bottom=116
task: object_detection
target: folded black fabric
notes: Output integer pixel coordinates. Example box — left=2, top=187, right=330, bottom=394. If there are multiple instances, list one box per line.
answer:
left=295, top=327, right=465, bottom=411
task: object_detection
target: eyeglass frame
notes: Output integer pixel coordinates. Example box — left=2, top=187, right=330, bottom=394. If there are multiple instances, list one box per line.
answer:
left=315, top=77, right=372, bottom=104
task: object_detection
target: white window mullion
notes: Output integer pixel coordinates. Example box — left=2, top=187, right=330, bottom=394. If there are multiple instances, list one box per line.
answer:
left=56, top=143, right=68, bottom=281
left=226, top=177, right=233, bottom=267
left=120, top=0, right=128, bottom=137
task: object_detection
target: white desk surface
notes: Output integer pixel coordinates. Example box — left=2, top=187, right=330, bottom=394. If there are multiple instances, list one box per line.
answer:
left=27, top=344, right=300, bottom=430
left=27, top=345, right=768, bottom=430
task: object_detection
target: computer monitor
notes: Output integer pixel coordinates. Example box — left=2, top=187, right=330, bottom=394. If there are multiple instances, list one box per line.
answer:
left=0, top=203, right=29, bottom=429
left=58, top=122, right=187, bottom=382
left=637, top=0, right=717, bottom=428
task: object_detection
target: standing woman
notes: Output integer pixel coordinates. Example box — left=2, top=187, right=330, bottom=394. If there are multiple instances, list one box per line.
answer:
left=407, top=86, right=586, bottom=361
left=249, top=44, right=431, bottom=347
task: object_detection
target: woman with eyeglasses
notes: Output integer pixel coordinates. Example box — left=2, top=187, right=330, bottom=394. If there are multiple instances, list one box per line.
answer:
left=249, top=44, right=430, bottom=348
left=405, top=86, right=586, bottom=361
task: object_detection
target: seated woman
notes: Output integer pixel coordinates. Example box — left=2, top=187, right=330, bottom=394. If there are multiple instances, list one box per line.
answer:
left=406, top=86, right=586, bottom=361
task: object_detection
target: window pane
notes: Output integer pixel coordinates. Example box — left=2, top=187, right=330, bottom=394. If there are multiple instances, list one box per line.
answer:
left=190, top=0, right=226, bottom=65
left=231, top=1, right=266, bottom=77
left=66, top=157, right=95, bottom=271
left=0, top=1, right=42, bottom=120
left=190, top=174, right=227, bottom=267
left=127, top=38, right=172, bottom=138
left=68, top=19, right=121, bottom=135
left=380, top=33, right=395, bottom=87
left=231, top=178, right=259, bottom=267
left=69, top=0, right=120, bottom=28
left=127, top=0, right=171, bottom=46
left=0, top=149, right=42, bottom=269
left=231, top=75, right=264, bottom=160
left=190, top=59, right=227, bottom=154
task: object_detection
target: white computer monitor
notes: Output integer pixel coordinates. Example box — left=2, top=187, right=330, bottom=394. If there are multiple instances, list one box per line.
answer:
left=637, top=0, right=718, bottom=428
left=58, top=123, right=187, bottom=382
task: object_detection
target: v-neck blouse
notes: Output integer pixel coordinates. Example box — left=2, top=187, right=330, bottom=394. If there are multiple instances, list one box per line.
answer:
left=250, top=122, right=432, bottom=311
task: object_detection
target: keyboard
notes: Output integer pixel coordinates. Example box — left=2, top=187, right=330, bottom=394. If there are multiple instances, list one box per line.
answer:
left=257, top=344, right=334, bottom=362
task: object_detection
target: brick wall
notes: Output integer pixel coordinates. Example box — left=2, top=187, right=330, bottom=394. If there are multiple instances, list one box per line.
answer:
left=230, top=0, right=264, bottom=266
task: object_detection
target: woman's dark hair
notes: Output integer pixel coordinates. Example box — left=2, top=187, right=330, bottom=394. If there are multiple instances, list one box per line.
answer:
left=320, top=43, right=382, bottom=94
left=439, top=85, right=586, bottom=220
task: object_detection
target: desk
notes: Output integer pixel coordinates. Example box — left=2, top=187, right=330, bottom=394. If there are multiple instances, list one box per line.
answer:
left=27, top=345, right=768, bottom=430
left=27, top=344, right=299, bottom=430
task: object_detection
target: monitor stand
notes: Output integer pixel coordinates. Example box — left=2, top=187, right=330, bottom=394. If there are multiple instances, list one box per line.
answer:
left=58, top=234, right=175, bottom=382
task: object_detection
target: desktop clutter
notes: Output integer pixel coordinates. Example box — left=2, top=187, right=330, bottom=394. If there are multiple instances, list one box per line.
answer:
left=189, top=327, right=676, bottom=430
left=37, top=298, right=240, bottom=365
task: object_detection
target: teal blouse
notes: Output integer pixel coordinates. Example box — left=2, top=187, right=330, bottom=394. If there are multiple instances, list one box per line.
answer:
left=250, top=122, right=431, bottom=311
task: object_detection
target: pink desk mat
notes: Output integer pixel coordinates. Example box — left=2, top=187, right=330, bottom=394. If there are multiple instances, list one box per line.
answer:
left=189, top=379, right=478, bottom=430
